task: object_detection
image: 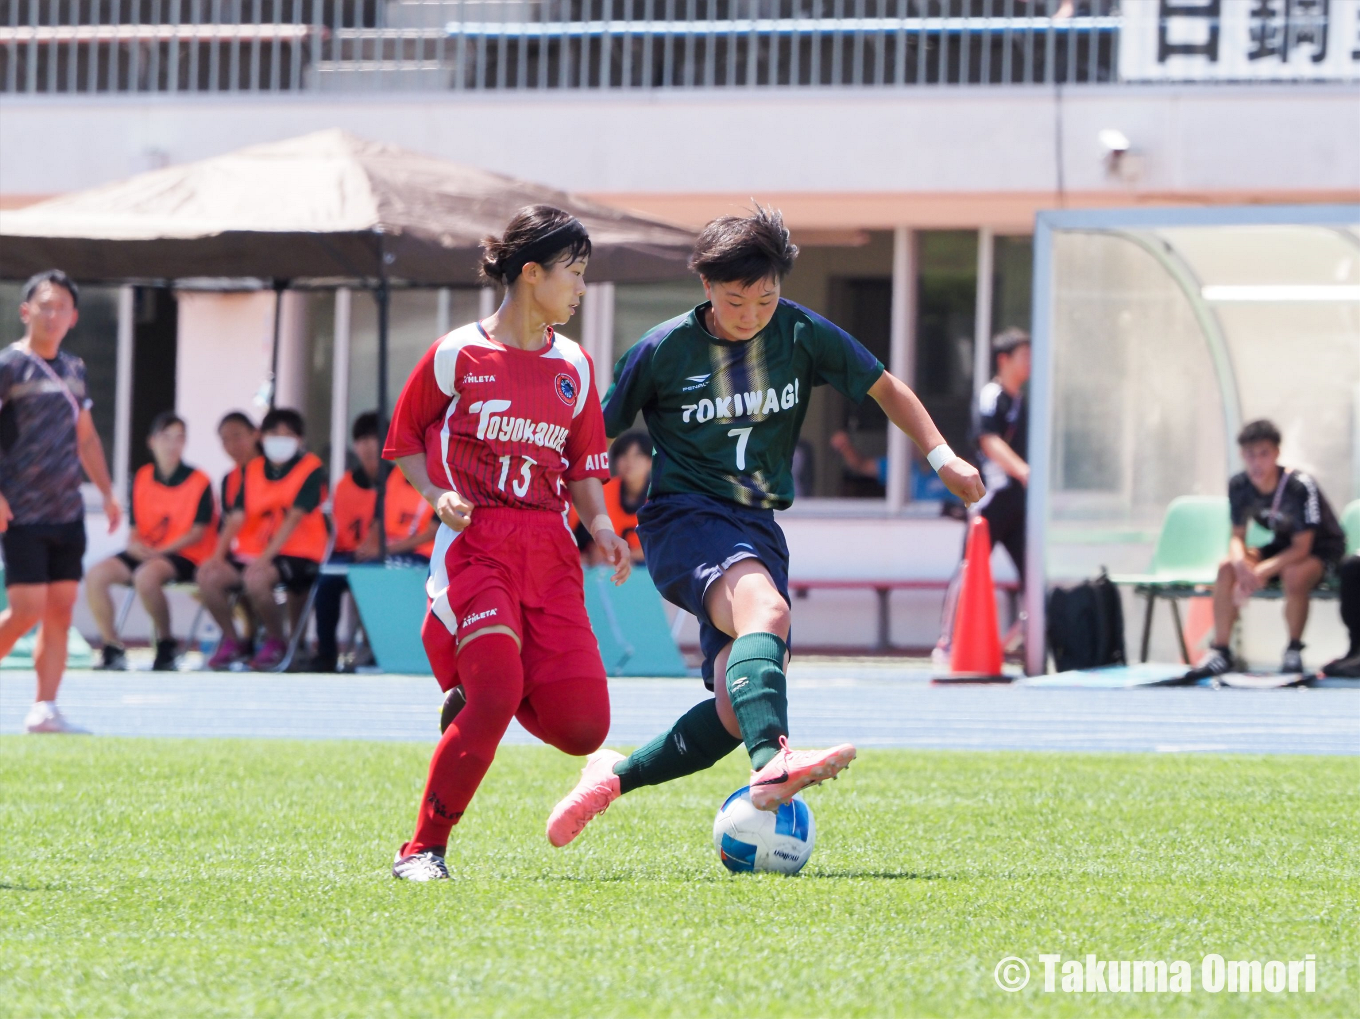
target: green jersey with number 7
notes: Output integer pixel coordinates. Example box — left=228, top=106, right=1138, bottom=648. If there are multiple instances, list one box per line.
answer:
left=602, top=299, right=884, bottom=509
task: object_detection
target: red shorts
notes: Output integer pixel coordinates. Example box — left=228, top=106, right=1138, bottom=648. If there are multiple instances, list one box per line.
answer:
left=424, top=508, right=605, bottom=693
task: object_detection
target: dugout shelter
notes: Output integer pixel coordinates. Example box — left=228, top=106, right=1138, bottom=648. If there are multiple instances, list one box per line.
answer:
left=1026, top=204, right=1360, bottom=676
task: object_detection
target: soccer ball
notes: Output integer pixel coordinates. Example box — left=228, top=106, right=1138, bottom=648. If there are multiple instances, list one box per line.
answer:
left=712, top=785, right=816, bottom=875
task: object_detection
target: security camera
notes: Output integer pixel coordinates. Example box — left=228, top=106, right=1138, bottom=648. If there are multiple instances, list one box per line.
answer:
left=1098, top=129, right=1140, bottom=182
left=1098, top=129, right=1131, bottom=154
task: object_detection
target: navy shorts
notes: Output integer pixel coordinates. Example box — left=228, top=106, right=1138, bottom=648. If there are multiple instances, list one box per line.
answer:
left=2, top=519, right=86, bottom=585
left=636, top=492, right=791, bottom=689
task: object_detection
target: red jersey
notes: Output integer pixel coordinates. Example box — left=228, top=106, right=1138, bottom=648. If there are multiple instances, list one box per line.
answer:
left=384, top=322, right=610, bottom=513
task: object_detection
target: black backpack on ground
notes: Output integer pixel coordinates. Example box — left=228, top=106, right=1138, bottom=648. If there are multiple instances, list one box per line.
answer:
left=1047, top=569, right=1127, bottom=672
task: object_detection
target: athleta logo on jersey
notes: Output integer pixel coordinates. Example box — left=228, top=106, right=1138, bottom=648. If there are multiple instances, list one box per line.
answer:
left=469, top=399, right=571, bottom=454
left=681, top=379, right=801, bottom=424
left=461, top=607, right=497, bottom=628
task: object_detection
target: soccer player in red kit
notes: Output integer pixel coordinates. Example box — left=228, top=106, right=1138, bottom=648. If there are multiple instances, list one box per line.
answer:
left=383, top=206, right=631, bottom=881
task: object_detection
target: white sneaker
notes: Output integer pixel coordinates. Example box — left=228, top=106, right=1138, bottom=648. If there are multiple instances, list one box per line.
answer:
left=23, top=701, right=89, bottom=735
left=930, top=645, right=951, bottom=671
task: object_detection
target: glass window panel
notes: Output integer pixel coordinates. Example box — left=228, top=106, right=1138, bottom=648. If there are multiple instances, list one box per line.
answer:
left=783, top=231, right=894, bottom=499
left=1050, top=231, right=1228, bottom=530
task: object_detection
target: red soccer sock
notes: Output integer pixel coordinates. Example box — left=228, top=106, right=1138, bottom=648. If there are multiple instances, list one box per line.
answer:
left=407, top=633, right=523, bottom=854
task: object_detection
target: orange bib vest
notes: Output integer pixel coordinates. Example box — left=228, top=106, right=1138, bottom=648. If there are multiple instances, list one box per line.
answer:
left=603, top=477, right=643, bottom=552
left=235, top=453, right=329, bottom=562
left=332, top=471, right=377, bottom=554
left=132, top=464, right=218, bottom=565
left=384, top=470, right=436, bottom=559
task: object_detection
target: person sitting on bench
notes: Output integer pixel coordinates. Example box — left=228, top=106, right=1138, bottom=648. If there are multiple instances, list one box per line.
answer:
left=1187, top=419, right=1346, bottom=679
left=86, top=412, right=217, bottom=672
left=197, top=408, right=329, bottom=672
left=312, top=411, right=438, bottom=673
left=1321, top=555, right=1360, bottom=678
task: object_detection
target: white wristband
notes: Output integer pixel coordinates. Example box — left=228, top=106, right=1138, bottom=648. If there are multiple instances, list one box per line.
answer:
left=588, top=514, right=614, bottom=536
left=926, top=443, right=958, bottom=473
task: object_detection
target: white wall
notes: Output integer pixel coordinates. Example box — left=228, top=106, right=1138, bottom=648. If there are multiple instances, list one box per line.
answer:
left=2, top=85, right=1356, bottom=209
left=174, top=290, right=276, bottom=481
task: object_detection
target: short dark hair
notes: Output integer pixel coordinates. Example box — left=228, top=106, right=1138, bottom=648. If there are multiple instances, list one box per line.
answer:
left=1238, top=419, right=1281, bottom=447
left=23, top=269, right=79, bottom=308
left=480, top=205, right=592, bottom=285
left=688, top=204, right=799, bottom=287
left=218, top=410, right=256, bottom=432
left=352, top=411, right=380, bottom=442
left=993, top=328, right=1031, bottom=355
left=260, top=407, right=305, bottom=437
left=610, top=431, right=651, bottom=463
left=148, top=411, right=185, bottom=436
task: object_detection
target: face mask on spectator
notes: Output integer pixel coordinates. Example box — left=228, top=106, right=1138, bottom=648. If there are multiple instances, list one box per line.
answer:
left=262, top=435, right=300, bottom=464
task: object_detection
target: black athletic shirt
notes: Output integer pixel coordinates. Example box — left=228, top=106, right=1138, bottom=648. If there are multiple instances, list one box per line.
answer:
left=1229, top=468, right=1345, bottom=564
left=0, top=342, right=91, bottom=526
left=972, top=380, right=1028, bottom=493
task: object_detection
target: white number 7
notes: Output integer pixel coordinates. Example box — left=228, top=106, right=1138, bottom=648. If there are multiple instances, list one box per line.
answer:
left=727, top=427, right=753, bottom=471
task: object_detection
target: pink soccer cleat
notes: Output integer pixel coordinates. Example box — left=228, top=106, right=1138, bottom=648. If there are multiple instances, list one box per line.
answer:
left=546, top=749, right=624, bottom=847
left=748, top=736, right=857, bottom=811
left=249, top=638, right=288, bottom=671
left=208, top=637, right=247, bottom=671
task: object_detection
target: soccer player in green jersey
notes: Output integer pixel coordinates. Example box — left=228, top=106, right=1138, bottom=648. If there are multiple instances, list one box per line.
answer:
left=547, top=207, right=984, bottom=846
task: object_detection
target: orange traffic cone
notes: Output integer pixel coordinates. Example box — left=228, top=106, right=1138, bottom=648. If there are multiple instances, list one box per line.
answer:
left=937, top=515, right=1009, bottom=683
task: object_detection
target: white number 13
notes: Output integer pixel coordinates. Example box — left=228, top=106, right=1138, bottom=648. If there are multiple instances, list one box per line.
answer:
left=497, top=454, right=538, bottom=497
left=727, top=427, right=753, bottom=471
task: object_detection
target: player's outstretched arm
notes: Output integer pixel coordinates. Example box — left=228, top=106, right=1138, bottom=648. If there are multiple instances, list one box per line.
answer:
left=867, top=371, right=986, bottom=506
left=568, top=477, right=632, bottom=586
left=394, top=453, right=472, bottom=532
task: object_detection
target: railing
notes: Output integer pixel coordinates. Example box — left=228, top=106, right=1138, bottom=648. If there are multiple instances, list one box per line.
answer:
left=2, top=0, right=1124, bottom=94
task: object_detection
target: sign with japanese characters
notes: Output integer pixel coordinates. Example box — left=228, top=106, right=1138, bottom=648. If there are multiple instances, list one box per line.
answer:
left=1120, top=0, right=1360, bottom=80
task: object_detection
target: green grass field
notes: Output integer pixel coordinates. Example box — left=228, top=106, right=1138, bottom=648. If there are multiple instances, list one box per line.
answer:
left=1, top=738, right=1356, bottom=1018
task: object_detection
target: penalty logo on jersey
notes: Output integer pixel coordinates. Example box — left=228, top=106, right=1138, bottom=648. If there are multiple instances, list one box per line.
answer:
left=554, top=373, right=578, bottom=406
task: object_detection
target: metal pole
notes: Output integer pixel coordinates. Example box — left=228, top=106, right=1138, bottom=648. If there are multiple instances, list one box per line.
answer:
left=1024, top=219, right=1054, bottom=676
left=973, top=227, right=995, bottom=399
left=113, top=285, right=136, bottom=504
left=267, top=278, right=287, bottom=409
left=328, top=287, right=352, bottom=497
left=374, top=237, right=390, bottom=560
left=886, top=226, right=914, bottom=513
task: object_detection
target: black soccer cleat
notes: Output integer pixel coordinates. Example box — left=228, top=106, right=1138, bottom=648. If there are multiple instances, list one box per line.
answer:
left=392, top=844, right=449, bottom=881
left=99, top=644, right=128, bottom=671
left=440, top=685, right=468, bottom=734
left=1184, top=646, right=1234, bottom=682
left=152, top=639, right=179, bottom=672
left=1321, top=652, right=1360, bottom=678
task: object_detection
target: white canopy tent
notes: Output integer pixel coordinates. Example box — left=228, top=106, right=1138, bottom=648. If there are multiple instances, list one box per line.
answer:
left=1026, top=204, right=1360, bottom=675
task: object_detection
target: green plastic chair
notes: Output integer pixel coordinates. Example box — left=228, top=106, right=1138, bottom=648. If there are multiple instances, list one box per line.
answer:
left=1110, top=496, right=1231, bottom=664
left=1343, top=500, right=1360, bottom=557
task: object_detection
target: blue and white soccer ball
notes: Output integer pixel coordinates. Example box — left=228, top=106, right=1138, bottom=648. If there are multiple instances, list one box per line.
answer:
left=712, top=785, right=816, bottom=875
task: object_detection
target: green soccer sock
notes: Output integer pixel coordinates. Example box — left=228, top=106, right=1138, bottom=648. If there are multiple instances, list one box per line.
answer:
left=725, top=632, right=790, bottom=771
left=612, top=699, right=742, bottom=795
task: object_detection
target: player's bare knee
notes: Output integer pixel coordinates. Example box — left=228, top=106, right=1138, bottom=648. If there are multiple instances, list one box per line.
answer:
left=1216, top=558, right=1236, bottom=582
left=1281, top=564, right=1315, bottom=596
left=133, top=567, right=164, bottom=596
left=2, top=606, right=42, bottom=632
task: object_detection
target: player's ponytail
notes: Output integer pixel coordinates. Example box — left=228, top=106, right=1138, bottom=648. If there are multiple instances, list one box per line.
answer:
left=479, top=206, right=592, bottom=285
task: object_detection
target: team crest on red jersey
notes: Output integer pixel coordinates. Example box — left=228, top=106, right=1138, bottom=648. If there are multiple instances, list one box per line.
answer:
left=554, top=372, right=578, bottom=406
